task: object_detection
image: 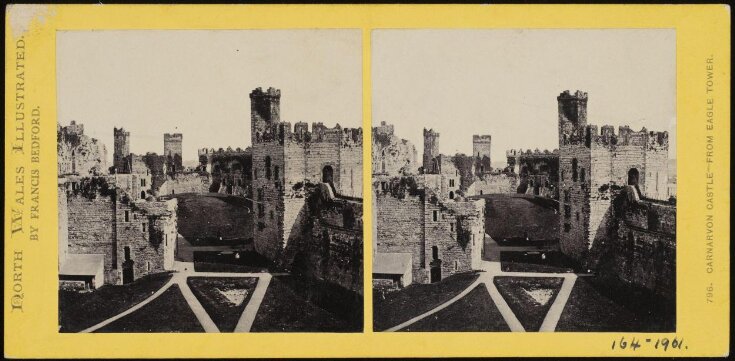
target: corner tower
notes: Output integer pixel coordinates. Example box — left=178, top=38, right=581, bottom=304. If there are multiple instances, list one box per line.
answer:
left=473, top=135, right=492, bottom=174
left=113, top=127, right=130, bottom=174
left=164, top=133, right=183, bottom=173
left=250, top=87, right=281, bottom=144
left=557, top=90, right=593, bottom=264
left=423, top=128, right=440, bottom=174
left=558, top=90, right=588, bottom=147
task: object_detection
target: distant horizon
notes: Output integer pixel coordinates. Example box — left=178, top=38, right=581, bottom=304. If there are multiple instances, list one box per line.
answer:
left=57, top=30, right=362, bottom=164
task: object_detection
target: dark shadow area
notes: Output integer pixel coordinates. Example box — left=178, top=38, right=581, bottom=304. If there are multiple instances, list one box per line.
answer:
left=59, top=272, right=173, bottom=333
left=193, top=250, right=272, bottom=273
left=251, top=276, right=360, bottom=332
left=402, top=284, right=510, bottom=332
left=373, top=271, right=480, bottom=331
left=96, top=284, right=204, bottom=333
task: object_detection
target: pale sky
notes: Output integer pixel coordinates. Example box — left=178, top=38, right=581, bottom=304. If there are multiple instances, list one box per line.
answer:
left=372, top=29, right=676, bottom=164
left=57, top=30, right=362, bottom=163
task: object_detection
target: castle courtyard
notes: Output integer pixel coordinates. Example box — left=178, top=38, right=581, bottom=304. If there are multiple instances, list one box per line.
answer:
left=373, top=194, right=675, bottom=332
left=59, top=191, right=362, bottom=332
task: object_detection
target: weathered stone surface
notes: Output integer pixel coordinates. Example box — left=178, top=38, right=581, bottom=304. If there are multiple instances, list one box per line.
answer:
left=58, top=121, right=108, bottom=176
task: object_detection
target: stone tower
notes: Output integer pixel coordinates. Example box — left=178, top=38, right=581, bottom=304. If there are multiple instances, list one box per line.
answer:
left=473, top=134, right=492, bottom=174
left=558, top=90, right=588, bottom=146
left=250, top=87, right=281, bottom=143
left=113, top=127, right=131, bottom=174
left=164, top=133, right=183, bottom=173
left=557, top=90, right=593, bottom=263
left=423, top=128, right=440, bottom=174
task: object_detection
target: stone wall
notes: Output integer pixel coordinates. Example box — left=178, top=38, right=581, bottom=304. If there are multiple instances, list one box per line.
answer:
left=372, top=122, right=418, bottom=176
left=308, top=195, right=364, bottom=294
left=466, top=173, right=519, bottom=196
left=595, top=194, right=676, bottom=300
left=158, top=173, right=211, bottom=196
left=373, top=176, right=426, bottom=282
left=63, top=176, right=177, bottom=285
left=58, top=121, right=108, bottom=176
left=373, top=175, right=484, bottom=284
left=65, top=183, right=118, bottom=284
left=58, top=179, right=70, bottom=269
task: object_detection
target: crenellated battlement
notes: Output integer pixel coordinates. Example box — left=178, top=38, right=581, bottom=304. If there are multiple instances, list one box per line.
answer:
left=164, top=133, right=183, bottom=140
left=253, top=120, right=363, bottom=146
left=113, top=127, right=130, bottom=137
left=473, top=135, right=492, bottom=142
left=506, top=148, right=559, bottom=157
left=250, top=86, right=281, bottom=98
left=424, top=128, right=440, bottom=137
left=558, top=89, right=588, bottom=100
left=586, top=124, right=669, bottom=149
left=61, top=120, right=85, bottom=136
left=198, top=147, right=250, bottom=156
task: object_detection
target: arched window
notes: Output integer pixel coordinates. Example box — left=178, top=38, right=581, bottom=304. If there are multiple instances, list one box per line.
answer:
left=572, top=158, right=578, bottom=181
left=274, top=166, right=280, bottom=181
left=580, top=168, right=586, bottom=182
left=432, top=246, right=439, bottom=260
left=265, top=156, right=272, bottom=179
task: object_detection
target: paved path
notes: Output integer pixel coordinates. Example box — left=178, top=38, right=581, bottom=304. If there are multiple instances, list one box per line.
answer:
left=539, top=274, right=577, bottom=332
left=81, top=262, right=273, bottom=333
left=234, top=274, right=273, bottom=332
left=81, top=279, right=176, bottom=333
left=385, top=258, right=578, bottom=332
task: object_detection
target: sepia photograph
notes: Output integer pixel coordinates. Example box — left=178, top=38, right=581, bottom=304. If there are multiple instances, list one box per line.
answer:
left=56, top=30, right=364, bottom=333
left=371, top=29, right=677, bottom=332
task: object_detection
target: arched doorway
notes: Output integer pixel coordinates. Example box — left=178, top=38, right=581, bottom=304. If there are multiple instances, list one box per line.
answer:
left=628, top=167, right=641, bottom=198
left=141, top=191, right=146, bottom=199
left=322, top=165, right=334, bottom=184
left=627, top=168, right=640, bottom=186
left=430, top=246, right=442, bottom=283
left=122, top=246, right=134, bottom=284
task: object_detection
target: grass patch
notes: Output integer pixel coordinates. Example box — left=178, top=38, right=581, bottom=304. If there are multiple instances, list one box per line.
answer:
left=96, top=284, right=204, bottom=333
left=187, top=277, right=258, bottom=332
left=402, top=284, right=510, bottom=332
left=193, top=251, right=272, bottom=273
left=173, top=193, right=252, bottom=246
left=494, top=276, right=564, bottom=331
left=500, top=251, right=576, bottom=273
left=373, top=272, right=480, bottom=331
left=59, top=272, right=172, bottom=333
left=251, top=276, right=360, bottom=332
left=556, top=277, right=675, bottom=332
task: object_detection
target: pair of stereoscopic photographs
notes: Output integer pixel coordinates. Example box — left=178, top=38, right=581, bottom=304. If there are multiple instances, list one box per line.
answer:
left=57, top=29, right=676, bottom=333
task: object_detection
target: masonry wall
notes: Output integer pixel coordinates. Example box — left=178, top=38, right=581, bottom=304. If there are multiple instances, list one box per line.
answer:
left=559, top=144, right=592, bottom=261
left=66, top=192, right=118, bottom=284
left=58, top=122, right=108, bottom=176
left=424, top=195, right=484, bottom=281
left=338, top=145, right=363, bottom=198
left=374, top=178, right=426, bottom=283
left=58, top=179, right=69, bottom=269
left=467, top=173, right=518, bottom=196
left=309, top=198, right=364, bottom=294
left=372, top=124, right=418, bottom=176
left=158, top=173, right=210, bottom=196
left=253, top=141, right=286, bottom=261
left=119, top=198, right=178, bottom=280
left=598, top=198, right=676, bottom=300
